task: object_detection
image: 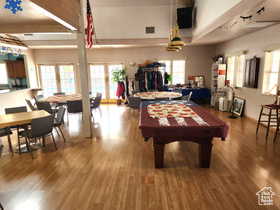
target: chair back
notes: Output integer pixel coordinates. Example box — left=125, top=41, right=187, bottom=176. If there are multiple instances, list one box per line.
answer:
left=5, top=106, right=27, bottom=114
left=25, top=99, right=36, bottom=111
left=128, top=96, right=141, bottom=109
left=31, top=115, right=54, bottom=138
left=56, top=106, right=66, bottom=125
left=91, top=93, right=102, bottom=109
left=36, top=101, right=53, bottom=114
left=54, top=92, right=66, bottom=96
left=33, top=94, right=44, bottom=103
left=67, top=100, right=83, bottom=113
left=186, top=92, right=192, bottom=102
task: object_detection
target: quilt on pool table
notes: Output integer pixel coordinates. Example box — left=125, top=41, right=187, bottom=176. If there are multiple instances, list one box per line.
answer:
left=139, top=101, right=228, bottom=140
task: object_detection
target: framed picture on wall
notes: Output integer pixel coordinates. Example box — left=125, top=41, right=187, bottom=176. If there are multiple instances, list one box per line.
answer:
left=231, top=97, right=246, bottom=117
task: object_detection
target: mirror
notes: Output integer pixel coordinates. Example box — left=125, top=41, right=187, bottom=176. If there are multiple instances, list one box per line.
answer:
left=0, top=53, right=29, bottom=93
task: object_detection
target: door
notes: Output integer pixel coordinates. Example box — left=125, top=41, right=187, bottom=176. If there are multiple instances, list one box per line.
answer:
left=58, top=65, right=76, bottom=94
left=39, top=65, right=58, bottom=96
left=89, top=64, right=106, bottom=97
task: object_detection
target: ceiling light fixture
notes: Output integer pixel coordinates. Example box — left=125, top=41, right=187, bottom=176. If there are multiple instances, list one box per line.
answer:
left=166, top=0, right=185, bottom=52
left=30, top=2, right=77, bottom=31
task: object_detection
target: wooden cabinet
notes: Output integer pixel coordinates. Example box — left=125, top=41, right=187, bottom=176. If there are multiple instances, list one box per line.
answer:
left=6, top=60, right=26, bottom=78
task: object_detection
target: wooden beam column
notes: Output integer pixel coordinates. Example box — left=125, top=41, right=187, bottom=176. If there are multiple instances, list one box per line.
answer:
left=77, top=0, right=92, bottom=138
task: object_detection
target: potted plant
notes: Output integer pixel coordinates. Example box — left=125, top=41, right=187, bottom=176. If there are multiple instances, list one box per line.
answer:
left=112, top=68, right=126, bottom=105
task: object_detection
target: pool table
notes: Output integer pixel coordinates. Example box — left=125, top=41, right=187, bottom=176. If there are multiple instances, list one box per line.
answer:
left=139, top=100, right=228, bottom=168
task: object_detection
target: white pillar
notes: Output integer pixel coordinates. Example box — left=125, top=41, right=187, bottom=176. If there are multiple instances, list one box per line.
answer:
left=77, top=0, right=92, bottom=138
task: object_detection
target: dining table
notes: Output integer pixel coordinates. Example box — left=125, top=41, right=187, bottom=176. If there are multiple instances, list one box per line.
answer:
left=134, top=91, right=182, bottom=100
left=0, top=110, right=50, bottom=129
left=41, top=94, right=95, bottom=104
left=0, top=110, right=51, bottom=153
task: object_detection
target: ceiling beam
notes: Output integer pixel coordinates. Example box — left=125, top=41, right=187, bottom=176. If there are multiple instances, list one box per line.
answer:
left=0, top=24, right=69, bottom=34
left=30, top=0, right=80, bottom=30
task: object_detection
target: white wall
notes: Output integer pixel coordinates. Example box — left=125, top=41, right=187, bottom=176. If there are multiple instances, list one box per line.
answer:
left=216, top=24, right=280, bottom=120
left=94, top=6, right=171, bottom=39
left=34, top=45, right=215, bottom=89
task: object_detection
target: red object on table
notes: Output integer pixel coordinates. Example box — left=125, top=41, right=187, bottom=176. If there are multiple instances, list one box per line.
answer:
left=139, top=104, right=228, bottom=168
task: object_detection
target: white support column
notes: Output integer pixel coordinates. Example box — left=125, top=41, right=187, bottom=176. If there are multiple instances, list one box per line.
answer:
left=77, top=0, right=92, bottom=138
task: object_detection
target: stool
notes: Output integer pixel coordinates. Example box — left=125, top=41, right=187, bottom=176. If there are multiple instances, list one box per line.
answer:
left=256, top=104, right=280, bottom=138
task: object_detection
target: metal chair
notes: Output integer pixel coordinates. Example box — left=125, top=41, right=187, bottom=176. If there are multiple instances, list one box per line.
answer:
left=67, top=100, right=83, bottom=113
left=127, top=96, right=141, bottom=109
left=36, top=101, right=57, bottom=115
left=0, top=128, right=13, bottom=155
left=21, top=115, right=57, bottom=153
left=181, top=92, right=193, bottom=102
left=33, top=95, right=44, bottom=103
left=25, top=99, right=36, bottom=111
left=5, top=106, right=28, bottom=154
left=54, top=107, right=66, bottom=142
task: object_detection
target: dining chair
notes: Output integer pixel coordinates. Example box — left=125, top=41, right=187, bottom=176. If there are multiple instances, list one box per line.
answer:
left=181, top=92, right=192, bottom=102
left=36, top=101, right=57, bottom=115
left=66, top=100, right=83, bottom=121
left=5, top=106, right=28, bottom=154
left=0, top=128, right=13, bottom=155
left=33, top=94, right=44, bottom=103
left=127, top=96, right=141, bottom=109
left=67, top=100, right=83, bottom=113
left=54, top=107, right=66, bottom=142
left=91, top=93, right=102, bottom=116
left=20, top=115, right=57, bottom=153
left=54, top=92, right=66, bottom=96
left=25, top=99, right=36, bottom=111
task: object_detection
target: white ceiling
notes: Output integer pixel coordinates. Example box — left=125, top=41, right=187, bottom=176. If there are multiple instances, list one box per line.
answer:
left=3, top=0, right=280, bottom=49
left=193, top=0, right=280, bottom=44
left=93, top=0, right=192, bottom=7
left=0, top=1, right=54, bottom=25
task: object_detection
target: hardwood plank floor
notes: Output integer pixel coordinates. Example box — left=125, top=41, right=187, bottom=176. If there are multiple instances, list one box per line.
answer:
left=0, top=104, right=280, bottom=210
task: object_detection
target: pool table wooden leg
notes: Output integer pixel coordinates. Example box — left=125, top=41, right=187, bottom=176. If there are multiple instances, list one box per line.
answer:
left=198, top=139, right=213, bottom=168
left=153, top=141, right=165, bottom=168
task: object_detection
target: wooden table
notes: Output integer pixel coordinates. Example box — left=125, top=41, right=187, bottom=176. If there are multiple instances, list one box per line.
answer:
left=42, top=94, right=94, bottom=104
left=0, top=110, right=50, bottom=129
left=134, top=91, right=182, bottom=100
left=139, top=100, right=228, bottom=168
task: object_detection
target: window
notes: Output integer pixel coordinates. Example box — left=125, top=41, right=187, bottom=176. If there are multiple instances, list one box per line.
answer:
left=159, top=60, right=171, bottom=75
left=227, top=56, right=236, bottom=86
left=59, top=65, right=75, bottom=94
left=159, top=60, right=185, bottom=84
left=0, top=63, right=8, bottom=84
left=89, top=65, right=106, bottom=97
left=39, top=65, right=57, bottom=96
left=235, top=55, right=246, bottom=88
left=39, top=64, right=76, bottom=96
left=172, top=60, right=186, bottom=84
left=262, top=51, right=280, bottom=95
left=108, top=64, right=123, bottom=99
left=226, top=55, right=246, bottom=87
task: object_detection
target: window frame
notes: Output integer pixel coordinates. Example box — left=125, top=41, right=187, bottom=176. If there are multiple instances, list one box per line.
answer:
left=38, top=63, right=77, bottom=96
left=262, top=50, right=280, bottom=95
left=159, top=59, right=186, bottom=85
left=0, top=61, right=9, bottom=85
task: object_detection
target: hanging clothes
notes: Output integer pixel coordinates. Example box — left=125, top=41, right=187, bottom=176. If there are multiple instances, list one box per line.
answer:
left=116, top=82, right=125, bottom=99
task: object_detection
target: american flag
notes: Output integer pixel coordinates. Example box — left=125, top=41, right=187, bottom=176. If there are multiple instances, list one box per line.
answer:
left=86, top=0, right=94, bottom=48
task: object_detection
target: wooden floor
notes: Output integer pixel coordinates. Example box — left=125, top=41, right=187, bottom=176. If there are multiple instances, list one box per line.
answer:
left=1, top=104, right=280, bottom=210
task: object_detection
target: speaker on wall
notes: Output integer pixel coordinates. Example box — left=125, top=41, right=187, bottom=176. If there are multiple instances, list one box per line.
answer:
left=177, top=7, right=193, bottom=29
